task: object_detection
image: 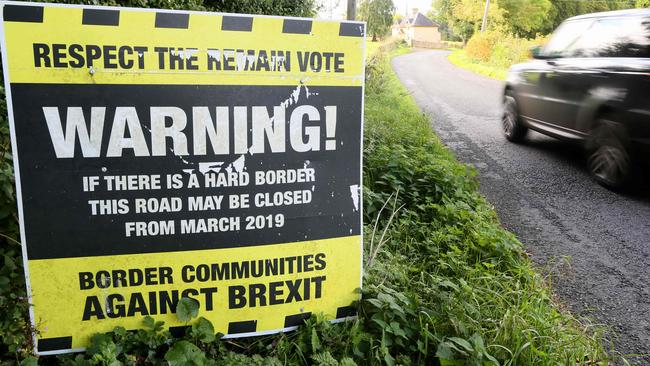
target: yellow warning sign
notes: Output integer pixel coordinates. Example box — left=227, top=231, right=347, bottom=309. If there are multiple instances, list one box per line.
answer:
left=0, top=1, right=365, bottom=354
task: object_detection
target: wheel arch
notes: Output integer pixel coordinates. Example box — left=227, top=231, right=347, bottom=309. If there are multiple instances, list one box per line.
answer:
left=503, top=84, right=514, bottom=101
left=576, top=96, right=626, bottom=134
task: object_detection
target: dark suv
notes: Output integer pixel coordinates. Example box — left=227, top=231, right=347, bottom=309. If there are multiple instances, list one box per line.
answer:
left=502, top=9, right=650, bottom=188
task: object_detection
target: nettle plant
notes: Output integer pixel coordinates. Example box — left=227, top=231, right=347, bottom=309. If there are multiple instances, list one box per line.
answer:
left=41, top=298, right=361, bottom=366
left=53, top=298, right=218, bottom=365
left=39, top=298, right=251, bottom=366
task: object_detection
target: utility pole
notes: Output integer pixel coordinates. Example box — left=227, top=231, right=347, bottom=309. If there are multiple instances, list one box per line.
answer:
left=347, top=0, right=356, bottom=20
left=480, top=0, right=490, bottom=32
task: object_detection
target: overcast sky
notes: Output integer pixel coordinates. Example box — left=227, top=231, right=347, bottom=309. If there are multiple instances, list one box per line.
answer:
left=317, top=0, right=433, bottom=20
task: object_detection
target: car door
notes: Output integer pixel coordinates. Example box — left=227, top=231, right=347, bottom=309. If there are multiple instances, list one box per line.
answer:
left=541, top=18, right=633, bottom=133
left=550, top=16, right=650, bottom=134
left=540, top=19, right=597, bottom=130
left=539, top=58, right=595, bottom=133
left=516, top=19, right=594, bottom=129
left=515, top=59, right=554, bottom=122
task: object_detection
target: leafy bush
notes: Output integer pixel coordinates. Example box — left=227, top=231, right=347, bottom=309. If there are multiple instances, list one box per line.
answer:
left=465, top=31, right=500, bottom=62
left=456, top=31, right=548, bottom=79
left=488, top=33, right=547, bottom=68
left=0, top=80, right=33, bottom=364
left=465, top=30, right=548, bottom=67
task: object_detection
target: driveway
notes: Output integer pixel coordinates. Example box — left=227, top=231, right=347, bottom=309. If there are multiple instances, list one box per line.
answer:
left=392, top=49, right=650, bottom=364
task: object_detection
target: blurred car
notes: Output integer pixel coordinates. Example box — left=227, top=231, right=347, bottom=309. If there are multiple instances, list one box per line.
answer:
left=502, top=8, right=650, bottom=189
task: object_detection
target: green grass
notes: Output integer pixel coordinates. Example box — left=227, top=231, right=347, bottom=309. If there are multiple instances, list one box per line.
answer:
left=366, top=40, right=383, bottom=57
left=447, top=49, right=508, bottom=80
left=361, top=42, right=613, bottom=365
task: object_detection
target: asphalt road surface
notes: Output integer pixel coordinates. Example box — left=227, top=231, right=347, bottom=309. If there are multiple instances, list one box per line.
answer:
left=392, top=49, right=650, bottom=364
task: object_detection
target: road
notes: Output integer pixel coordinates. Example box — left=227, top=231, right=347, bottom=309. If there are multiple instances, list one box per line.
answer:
left=392, top=49, right=650, bottom=364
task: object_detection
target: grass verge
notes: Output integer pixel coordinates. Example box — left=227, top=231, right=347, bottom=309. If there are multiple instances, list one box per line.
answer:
left=15, top=42, right=611, bottom=366
left=447, top=49, right=508, bottom=80
left=366, top=40, right=383, bottom=57
left=361, top=42, right=610, bottom=364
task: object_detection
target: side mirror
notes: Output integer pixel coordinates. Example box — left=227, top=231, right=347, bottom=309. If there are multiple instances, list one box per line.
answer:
left=530, top=45, right=545, bottom=59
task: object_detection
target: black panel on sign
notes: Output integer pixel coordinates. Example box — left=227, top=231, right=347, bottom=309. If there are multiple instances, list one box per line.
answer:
left=284, top=312, right=312, bottom=327
left=168, top=325, right=190, bottom=337
left=336, top=306, right=357, bottom=318
left=228, top=320, right=257, bottom=334
left=155, top=12, right=189, bottom=29
left=282, top=19, right=312, bottom=34
left=38, top=336, right=72, bottom=352
left=82, top=9, right=120, bottom=26
left=221, top=16, right=253, bottom=31
left=339, top=22, right=365, bottom=37
left=4, top=5, right=43, bottom=23
left=10, top=84, right=363, bottom=260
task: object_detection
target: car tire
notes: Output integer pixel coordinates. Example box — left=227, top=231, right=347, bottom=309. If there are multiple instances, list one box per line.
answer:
left=502, top=95, right=528, bottom=142
left=586, top=117, right=631, bottom=190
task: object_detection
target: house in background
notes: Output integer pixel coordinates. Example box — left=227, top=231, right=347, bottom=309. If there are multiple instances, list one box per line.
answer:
left=392, top=9, right=442, bottom=48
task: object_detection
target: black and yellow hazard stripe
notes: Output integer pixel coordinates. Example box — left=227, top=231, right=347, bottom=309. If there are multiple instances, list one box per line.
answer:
left=2, top=3, right=366, bottom=86
left=37, top=304, right=356, bottom=352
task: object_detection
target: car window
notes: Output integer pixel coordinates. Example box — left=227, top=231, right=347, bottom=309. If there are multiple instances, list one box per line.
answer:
left=567, top=16, right=650, bottom=58
left=543, top=19, right=594, bottom=58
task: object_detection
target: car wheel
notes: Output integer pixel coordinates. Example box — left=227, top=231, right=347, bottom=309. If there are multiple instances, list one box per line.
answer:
left=502, top=95, right=528, bottom=142
left=586, top=117, right=631, bottom=189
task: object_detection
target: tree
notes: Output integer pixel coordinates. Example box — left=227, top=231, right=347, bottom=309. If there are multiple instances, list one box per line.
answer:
left=498, top=0, right=552, bottom=37
left=451, top=0, right=504, bottom=36
left=431, top=0, right=473, bottom=41
left=358, top=0, right=396, bottom=41
left=206, top=0, right=319, bottom=17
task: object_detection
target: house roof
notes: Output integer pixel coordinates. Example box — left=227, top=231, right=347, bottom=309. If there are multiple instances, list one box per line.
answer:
left=394, top=12, right=439, bottom=28
left=412, top=13, right=437, bottom=27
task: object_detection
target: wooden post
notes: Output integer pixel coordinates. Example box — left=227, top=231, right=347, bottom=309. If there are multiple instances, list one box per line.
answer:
left=347, top=0, right=356, bottom=20
left=481, top=0, right=490, bottom=32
